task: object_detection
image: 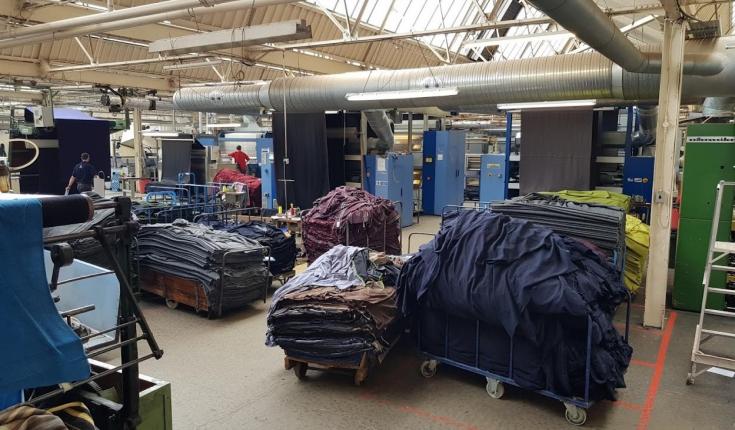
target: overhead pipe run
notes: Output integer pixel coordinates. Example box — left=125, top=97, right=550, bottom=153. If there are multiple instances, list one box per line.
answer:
left=364, top=110, right=395, bottom=152
left=525, top=0, right=723, bottom=75
left=173, top=37, right=735, bottom=114
left=0, top=0, right=301, bottom=51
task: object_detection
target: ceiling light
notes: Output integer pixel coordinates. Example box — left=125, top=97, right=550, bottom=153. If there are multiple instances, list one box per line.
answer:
left=205, top=123, right=242, bottom=128
left=497, top=100, right=597, bottom=111
left=463, top=31, right=572, bottom=49
left=142, top=131, right=179, bottom=137
left=149, top=20, right=311, bottom=55
left=163, top=60, right=222, bottom=71
left=345, top=88, right=459, bottom=102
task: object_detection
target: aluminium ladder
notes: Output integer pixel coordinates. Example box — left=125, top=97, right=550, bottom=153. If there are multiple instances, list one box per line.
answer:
left=688, top=180, right=735, bottom=385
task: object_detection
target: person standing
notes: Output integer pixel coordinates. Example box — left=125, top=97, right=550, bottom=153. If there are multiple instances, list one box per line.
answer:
left=66, top=152, right=96, bottom=194
left=228, top=145, right=250, bottom=174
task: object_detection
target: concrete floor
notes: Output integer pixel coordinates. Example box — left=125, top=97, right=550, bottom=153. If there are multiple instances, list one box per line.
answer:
left=122, top=216, right=735, bottom=430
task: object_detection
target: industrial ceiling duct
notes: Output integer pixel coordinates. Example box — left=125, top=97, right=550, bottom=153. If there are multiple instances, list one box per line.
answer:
left=173, top=37, right=735, bottom=114
left=525, top=0, right=722, bottom=75
left=702, top=97, right=735, bottom=116
left=632, top=106, right=658, bottom=146
left=364, top=110, right=395, bottom=152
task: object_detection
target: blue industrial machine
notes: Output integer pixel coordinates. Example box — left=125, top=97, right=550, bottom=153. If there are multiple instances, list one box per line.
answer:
left=479, top=153, right=507, bottom=203
left=622, top=156, right=654, bottom=203
left=422, top=130, right=466, bottom=215
left=256, top=137, right=277, bottom=209
left=364, top=152, right=414, bottom=227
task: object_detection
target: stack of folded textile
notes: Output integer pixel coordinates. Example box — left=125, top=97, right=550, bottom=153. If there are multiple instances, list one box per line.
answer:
left=540, top=189, right=631, bottom=212
left=490, top=193, right=626, bottom=271
left=213, top=168, right=262, bottom=208
left=226, top=221, right=297, bottom=275
left=398, top=210, right=631, bottom=401
left=302, top=187, right=401, bottom=263
left=624, top=215, right=650, bottom=294
left=136, top=219, right=268, bottom=313
left=266, top=245, right=403, bottom=363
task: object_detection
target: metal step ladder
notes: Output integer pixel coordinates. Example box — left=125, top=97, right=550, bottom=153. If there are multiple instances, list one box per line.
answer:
left=688, top=180, right=735, bottom=385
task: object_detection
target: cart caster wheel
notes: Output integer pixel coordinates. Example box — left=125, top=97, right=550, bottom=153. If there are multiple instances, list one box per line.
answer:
left=420, top=360, right=438, bottom=378
left=564, top=404, right=587, bottom=426
left=294, top=362, right=307, bottom=379
left=485, top=378, right=505, bottom=399
left=686, top=374, right=694, bottom=385
left=165, top=299, right=178, bottom=309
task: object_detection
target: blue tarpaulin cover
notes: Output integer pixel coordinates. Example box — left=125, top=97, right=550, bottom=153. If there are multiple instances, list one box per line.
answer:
left=0, top=198, right=90, bottom=393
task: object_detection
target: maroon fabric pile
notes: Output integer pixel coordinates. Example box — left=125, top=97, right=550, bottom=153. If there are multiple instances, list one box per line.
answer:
left=302, top=186, right=401, bottom=263
left=213, top=168, right=262, bottom=207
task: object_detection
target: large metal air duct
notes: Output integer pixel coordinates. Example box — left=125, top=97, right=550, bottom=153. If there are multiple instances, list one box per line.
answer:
left=364, top=110, right=395, bottom=152
left=173, top=37, right=735, bottom=114
left=702, top=97, right=735, bottom=116
left=632, top=105, right=657, bottom=146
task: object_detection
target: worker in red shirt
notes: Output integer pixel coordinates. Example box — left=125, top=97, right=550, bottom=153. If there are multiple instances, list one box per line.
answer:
left=228, top=145, right=250, bottom=174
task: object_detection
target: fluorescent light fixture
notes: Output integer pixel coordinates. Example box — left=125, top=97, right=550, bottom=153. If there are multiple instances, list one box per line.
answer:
left=150, top=20, right=312, bottom=55
left=345, top=88, right=459, bottom=102
left=463, top=31, right=572, bottom=49
left=497, top=99, right=597, bottom=110
left=142, top=131, right=179, bottom=137
left=205, top=123, right=242, bottom=128
left=163, top=60, right=222, bottom=71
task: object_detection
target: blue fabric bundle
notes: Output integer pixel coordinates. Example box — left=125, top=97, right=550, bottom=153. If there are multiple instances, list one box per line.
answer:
left=0, top=198, right=90, bottom=394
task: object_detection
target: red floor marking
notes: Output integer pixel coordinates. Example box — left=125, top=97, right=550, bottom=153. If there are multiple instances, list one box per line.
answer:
left=610, top=399, right=644, bottom=411
left=359, top=392, right=481, bottom=430
left=637, top=311, right=678, bottom=430
left=630, top=359, right=656, bottom=369
left=631, top=302, right=645, bottom=309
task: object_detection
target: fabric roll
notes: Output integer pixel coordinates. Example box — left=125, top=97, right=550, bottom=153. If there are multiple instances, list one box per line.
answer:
left=0, top=198, right=90, bottom=393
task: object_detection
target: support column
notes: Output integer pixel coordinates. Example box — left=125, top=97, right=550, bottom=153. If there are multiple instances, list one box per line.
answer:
left=643, top=18, right=686, bottom=328
left=133, top=108, right=144, bottom=179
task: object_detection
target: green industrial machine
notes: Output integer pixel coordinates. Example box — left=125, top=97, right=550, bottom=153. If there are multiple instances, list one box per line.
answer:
left=673, top=123, right=735, bottom=311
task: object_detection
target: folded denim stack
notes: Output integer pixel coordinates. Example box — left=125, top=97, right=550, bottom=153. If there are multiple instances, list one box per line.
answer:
left=213, top=168, right=262, bottom=208
left=398, top=210, right=631, bottom=402
left=226, top=221, right=297, bottom=275
left=136, top=219, right=269, bottom=313
left=302, top=187, right=401, bottom=263
left=266, top=245, right=403, bottom=364
left=490, top=193, right=626, bottom=271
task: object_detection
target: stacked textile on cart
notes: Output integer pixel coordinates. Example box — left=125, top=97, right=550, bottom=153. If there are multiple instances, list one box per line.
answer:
left=266, top=245, right=403, bottom=363
left=624, top=215, right=650, bottom=294
left=226, top=221, right=297, bottom=275
left=490, top=194, right=626, bottom=271
left=213, top=168, right=262, bottom=208
left=540, top=189, right=631, bottom=212
left=136, top=219, right=269, bottom=312
left=302, top=187, right=401, bottom=263
left=398, top=210, right=631, bottom=401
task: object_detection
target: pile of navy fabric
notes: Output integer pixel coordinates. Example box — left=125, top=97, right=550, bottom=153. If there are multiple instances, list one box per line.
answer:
left=226, top=222, right=297, bottom=275
left=136, top=219, right=269, bottom=314
left=490, top=193, right=626, bottom=271
left=266, top=245, right=403, bottom=364
left=302, top=186, right=401, bottom=263
left=398, top=210, right=631, bottom=401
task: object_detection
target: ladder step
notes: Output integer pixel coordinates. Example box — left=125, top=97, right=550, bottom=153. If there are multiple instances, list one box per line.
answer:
left=707, top=287, right=735, bottom=296
left=713, top=241, right=735, bottom=254
left=704, top=308, right=735, bottom=318
left=700, top=329, right=735, bottom=339
left=710, top=264, right=735, bottom=272
left=692, top=352, right=735, bottom=371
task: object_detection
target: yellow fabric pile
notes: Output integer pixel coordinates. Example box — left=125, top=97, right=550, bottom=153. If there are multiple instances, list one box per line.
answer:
left=624, top=214, right=650, bottom=294
left=541, top=190, right=631, bottom=212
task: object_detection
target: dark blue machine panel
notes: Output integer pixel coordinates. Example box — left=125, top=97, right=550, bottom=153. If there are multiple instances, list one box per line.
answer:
left=257, top=138, right=277, bottom=209
left=623, top=156, right=654, bottom=203
left=365, top=153, right=414, bottom=227
left=422, top=131, right=466, bottom=215
left=479, top=154, right=506, bottom=203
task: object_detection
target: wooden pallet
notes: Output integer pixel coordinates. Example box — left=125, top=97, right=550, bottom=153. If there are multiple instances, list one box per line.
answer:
left=139, top=269, right=216, bottom=317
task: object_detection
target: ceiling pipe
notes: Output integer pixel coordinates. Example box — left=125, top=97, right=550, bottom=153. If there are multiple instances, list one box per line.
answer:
left=525, top=0, right=723, bottom=75
left=0, top=0, right=243, bottom=39
left=0, top=0, right=300, bottom=50
left=173, top=37, right=735, bottom=114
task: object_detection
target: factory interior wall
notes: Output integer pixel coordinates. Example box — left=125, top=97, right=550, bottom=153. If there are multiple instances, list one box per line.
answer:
left=519, top=109, right=594, bottom=194
left=273, top=112, right=330, bottom=209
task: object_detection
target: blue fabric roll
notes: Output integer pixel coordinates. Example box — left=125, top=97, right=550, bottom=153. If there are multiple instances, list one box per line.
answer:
left=0, top=198, right=90, bottom=392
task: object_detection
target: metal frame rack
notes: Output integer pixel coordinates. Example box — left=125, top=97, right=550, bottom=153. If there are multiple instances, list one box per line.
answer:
left=33, top=196, right=163, bottom=429
left=416, top=205, right=631, bottom=426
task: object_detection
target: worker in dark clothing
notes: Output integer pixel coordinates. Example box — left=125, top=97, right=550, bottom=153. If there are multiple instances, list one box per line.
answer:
left=228, top=145, right=250, bottom=174
left=66, top=152, right=96, bottom=194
